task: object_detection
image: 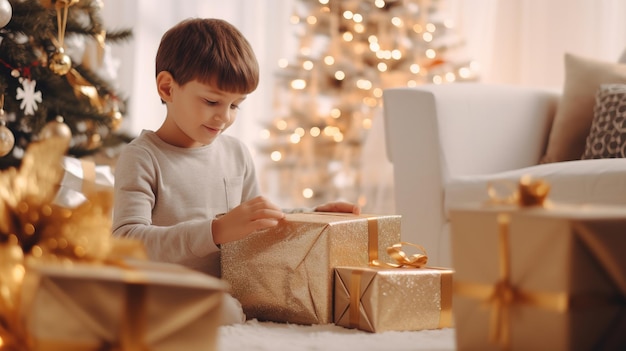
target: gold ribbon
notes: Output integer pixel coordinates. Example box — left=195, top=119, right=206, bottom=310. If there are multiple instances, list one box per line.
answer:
left=370, top=242, right=428, bottom=268
left=80, top=159, right=96, bottom=196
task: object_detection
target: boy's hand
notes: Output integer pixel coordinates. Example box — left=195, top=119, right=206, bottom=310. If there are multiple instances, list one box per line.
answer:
left=212, top=196, right=285, bottom=245
left=314, top=201, right=361, bottom=215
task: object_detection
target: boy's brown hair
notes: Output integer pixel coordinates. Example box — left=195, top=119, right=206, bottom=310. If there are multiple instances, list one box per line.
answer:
left=155, top=18, right=259, bottom=94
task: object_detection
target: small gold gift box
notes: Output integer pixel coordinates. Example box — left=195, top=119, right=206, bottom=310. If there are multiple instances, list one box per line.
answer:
left=334, top=266, right=453, bottom=332
left=221, top=212, right=401, bottom=325
left=20, top=260, right=228, bottom=350
left=450, top=205, right=626, bottom=351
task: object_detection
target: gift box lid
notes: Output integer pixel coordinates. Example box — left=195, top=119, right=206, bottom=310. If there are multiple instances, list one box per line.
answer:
left=27, top=260, right=228, bottom=290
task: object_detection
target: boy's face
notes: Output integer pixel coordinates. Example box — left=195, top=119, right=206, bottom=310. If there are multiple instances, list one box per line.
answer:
left=164, top=78, right=247, bottom=147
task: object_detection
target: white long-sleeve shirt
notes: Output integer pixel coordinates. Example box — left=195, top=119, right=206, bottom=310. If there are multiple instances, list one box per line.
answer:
left=112, top=130, right=261, bottom=277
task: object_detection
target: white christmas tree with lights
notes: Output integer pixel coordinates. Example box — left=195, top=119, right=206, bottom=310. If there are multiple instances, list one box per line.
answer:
left=259, top=0, right=478, bottom=209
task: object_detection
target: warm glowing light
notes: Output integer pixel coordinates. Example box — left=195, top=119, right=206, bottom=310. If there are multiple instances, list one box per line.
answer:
left=370, top=42, right=380, bottom=52
left=364, top=97, right=378, bottom=107
left=333, top=133, right=344, bottom=142
left=302, top=188, right=314, bottom=199
left=353, top=14, right=363, bottom=23
left=445, top=72, right=456, bottom=82
left=459, top=67, right=472, bottom=78
left=295, top=127, right=305, bottom=136
left=291, top=79, right=307, bottom=89
left=276, top=120, right=288, bottom=130
left=433, top=75, right=443, bottom=84
left=303, top=60, right=314, bottom=70
left=377, top=62, right=388, bottom=72
left=426, top=23, right=436, bottom=32
left=343, top=11, right=353, bottom=20
left=310, top=127, right=321, bottom=137
left=354, top=24, right=365, bottom=33
left=425, top=49, right=436, bottom=59
left=407, top=80, right=418, bottom=87
left=342, top=31, right=353, bottom=41
left=278, top=58, right=289, bottom=68
left=330, top=108, right=341, bottom=118
left=391, top=49, right=402, bottom=60
left=300, top=47, right=311, bottom=55
left=324, top=56, right=335, bottom=65
left=306, top=16, right=317, bottom=25
left=362, top=118, right=372, bottom=129
left=318, top=0, right=329, bottom=4
left=260, top=129, right=270, bottom=139
left=423, top=32, right=433, bottom=42
left=290, top=15, right=300, bottom=24
left=413, top=24, right=423, bottom=33
left=356, top=79, right=372, bottom=90
left=323, top=126, right=336, bottom=136
left=374, top=0, right=385, bottom=8
left=334, top=70, right=346, bottom=80
left=410, top=63, right=420, bottom=74
left=290, top=133, right=301, bottom=143
left=271, top=151, right=282, bottom=161
left=373, top=88, right=383, bottom=98
left=391, top=17, right=403, bottom=27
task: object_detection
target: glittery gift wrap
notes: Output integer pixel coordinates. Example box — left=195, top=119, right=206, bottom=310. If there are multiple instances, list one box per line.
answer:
left=334, top=266, right=453, bottom=332
left=221, top=212, right=401, bottom=325
left=20, top=260, right=227, bottom=350
left=450, top=205, right=626, bottom=351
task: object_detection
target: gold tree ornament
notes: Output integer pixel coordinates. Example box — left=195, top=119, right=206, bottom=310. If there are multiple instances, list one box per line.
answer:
left=39, top=115, right=72, bottom=146
left=0, top=95, right=15, bottom=157
left=48, top=48, right=72, bottom=75
left=46, top=0, right=79, bottom=76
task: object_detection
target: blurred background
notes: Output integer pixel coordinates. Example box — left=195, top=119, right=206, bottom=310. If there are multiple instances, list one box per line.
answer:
left=1, top=0, right=625, bottom=213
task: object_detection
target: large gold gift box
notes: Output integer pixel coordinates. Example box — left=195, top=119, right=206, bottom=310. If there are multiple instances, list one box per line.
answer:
left=221, top=212, right=401, bottom=325
left=334, top=266, right=453, bottom=332
left=450, top=205, right=626, bottom=351
left=20, top=260, right=228, bottom=350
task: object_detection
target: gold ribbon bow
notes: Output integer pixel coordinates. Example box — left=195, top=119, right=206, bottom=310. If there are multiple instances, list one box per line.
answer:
left=370, top=242, right=428, bottom=268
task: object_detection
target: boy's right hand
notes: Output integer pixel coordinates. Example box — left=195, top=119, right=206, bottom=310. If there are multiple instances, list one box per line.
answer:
left=212, top=196, right=285, bottom=245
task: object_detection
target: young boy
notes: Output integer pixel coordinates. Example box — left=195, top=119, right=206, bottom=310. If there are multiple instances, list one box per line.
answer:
left=112, top=18, right=359, bottom=324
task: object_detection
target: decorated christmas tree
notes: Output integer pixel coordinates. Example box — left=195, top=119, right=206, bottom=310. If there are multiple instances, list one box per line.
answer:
left=259, top=0, right=477, bottom=209
left=0, top=0, right=131, bottom=170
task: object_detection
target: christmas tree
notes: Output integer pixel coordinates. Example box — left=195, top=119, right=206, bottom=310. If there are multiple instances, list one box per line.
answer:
left=259, top=0, right=477, bottom=209
left=0, top=0, right=131, bottom=170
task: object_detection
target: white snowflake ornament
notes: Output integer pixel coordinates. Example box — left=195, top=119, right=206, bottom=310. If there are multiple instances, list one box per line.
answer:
left=16, top=78, right=43, bottom=115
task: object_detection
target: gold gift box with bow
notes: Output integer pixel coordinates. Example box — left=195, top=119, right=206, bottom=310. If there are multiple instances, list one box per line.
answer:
left=334, top=265, right=453, bottom=332
left=451, top=201, right=626, bottom=350
left=20, top=260, right=227, bottom=351
left=221, top=212, right=401, bottom=325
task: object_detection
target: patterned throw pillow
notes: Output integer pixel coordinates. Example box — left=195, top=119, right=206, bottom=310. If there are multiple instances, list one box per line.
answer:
left=581, top=84, right=626, bottom=159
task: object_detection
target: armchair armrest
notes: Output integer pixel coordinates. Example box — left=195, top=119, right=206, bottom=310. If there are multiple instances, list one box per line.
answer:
left=382, top=83, right=559, bottom=265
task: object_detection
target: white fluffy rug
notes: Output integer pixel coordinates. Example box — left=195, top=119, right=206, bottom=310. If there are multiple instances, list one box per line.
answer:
left=218, top=320, right=456, bottom=351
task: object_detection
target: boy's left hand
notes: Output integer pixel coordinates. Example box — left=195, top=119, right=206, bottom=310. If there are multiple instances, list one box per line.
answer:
left=314, top=201, right=361, bottom=215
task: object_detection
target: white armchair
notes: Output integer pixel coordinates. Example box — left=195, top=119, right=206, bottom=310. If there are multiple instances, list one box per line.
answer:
left=383, top=83, right=626, bottom=268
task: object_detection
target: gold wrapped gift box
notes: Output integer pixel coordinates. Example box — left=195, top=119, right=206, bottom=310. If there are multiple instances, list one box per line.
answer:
left=450, top=205, right=626, bottom=351
left=20, top=260, right=227, bottom=351
left=221, top=212, right=401, bottom=325
left=334, top=266, right=453, bottom=332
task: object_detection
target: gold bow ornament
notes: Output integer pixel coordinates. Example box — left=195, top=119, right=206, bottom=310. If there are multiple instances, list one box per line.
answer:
left=0, top=137, right=148, bottom=351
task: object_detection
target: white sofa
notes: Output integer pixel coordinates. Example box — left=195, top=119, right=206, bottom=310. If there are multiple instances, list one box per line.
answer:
left=383, top=83, right=626, bottom=268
